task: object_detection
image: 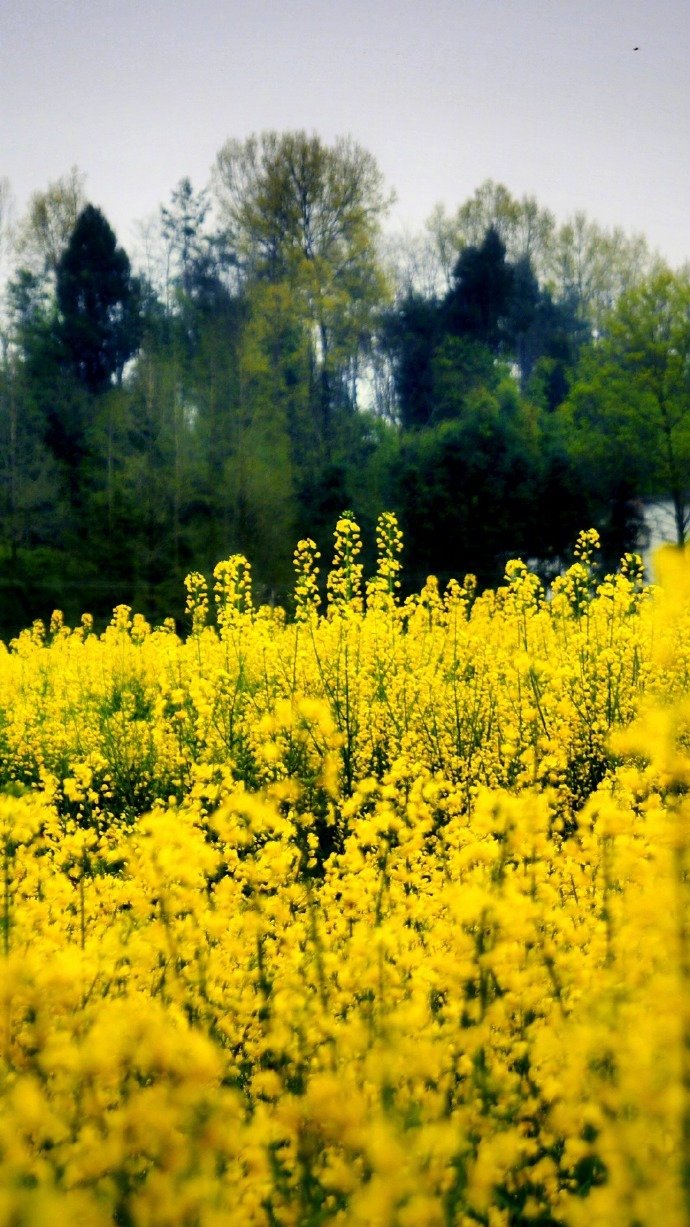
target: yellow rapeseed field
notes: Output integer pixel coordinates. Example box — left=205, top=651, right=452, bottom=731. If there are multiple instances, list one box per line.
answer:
left=0, top=513, right=689, bottom=1226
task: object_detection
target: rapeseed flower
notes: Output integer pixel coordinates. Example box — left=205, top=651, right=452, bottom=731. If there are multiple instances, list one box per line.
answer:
left=0, top=520, right=686, bottom=1222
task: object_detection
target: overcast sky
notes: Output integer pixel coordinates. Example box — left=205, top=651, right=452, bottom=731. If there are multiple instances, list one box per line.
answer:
left=2, top=0, right=689, bottom=267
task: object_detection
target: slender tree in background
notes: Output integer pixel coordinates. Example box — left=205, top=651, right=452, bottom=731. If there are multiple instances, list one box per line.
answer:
left=14, top=166, right=86, bottom=283
left=213, top=130, right=392, bottom=439
left=0, top=257, right=73, bottom=626
left=0, top=178, right=13, bottom=288
left=0, top=273, right=63, bottom=555
left=382, top=294, right=442, bottom=430
left=160, top=178, right=210, bottom=298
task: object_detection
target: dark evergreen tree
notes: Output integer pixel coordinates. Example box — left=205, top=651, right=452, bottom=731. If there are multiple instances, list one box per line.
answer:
left=56, top=205, right=141, bottom=394
left=444, top=227, right=515, bottom=353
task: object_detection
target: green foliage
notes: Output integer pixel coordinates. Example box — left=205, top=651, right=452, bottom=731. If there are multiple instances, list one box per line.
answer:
left=381, top=293, right=441, bottom=430
left=0, top=159, right=682, bottom=634
left=393, top=394, right=545, bottom=589
left=13, top=165, right=86, bottom=281
left=213, top=130, right=393, bottom=434
left=561, top=266, right=690, bottom=547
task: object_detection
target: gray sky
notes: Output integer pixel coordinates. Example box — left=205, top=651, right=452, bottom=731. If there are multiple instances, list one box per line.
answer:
left=2, top=0, right=689, bottom=266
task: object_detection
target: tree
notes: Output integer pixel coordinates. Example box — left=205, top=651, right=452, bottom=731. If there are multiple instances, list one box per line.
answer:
left=212, top=131, right=392, bottom=437
left=381, top=293, right=442, bottom=429
left=424, top=183, right=655, bottom=331
left=0, top=177, right=14, bottom=287
left=160, top=177, right=210, bottom=297
left=426, top=182, right=556, bottom=288
left=0, top=304, right=64, bottom=559
left=228, top=286, right=299, bottom=590
left=4, top=266, right=76, bottom=507
left=548, top=213, right=654, bottom=331
left=213, top=131, right=391, bottom=279
left=56, top=205, right=141, bottom=394
left=392, top=390, right=545, bottom=590
left=159, top=177, right=237, bottom=309
left=562, top=267, right=690, bottom=546
left=14, top=167, right=86, bottom=281
left=520, top=289, right=588, bottom=409
left=444, top=227, right=516, bottom=354
left=430, top=335, right=508, bottom=424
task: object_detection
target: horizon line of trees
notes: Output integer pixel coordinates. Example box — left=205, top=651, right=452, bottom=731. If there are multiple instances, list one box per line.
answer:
left=0, top=135, right=688, bottom=637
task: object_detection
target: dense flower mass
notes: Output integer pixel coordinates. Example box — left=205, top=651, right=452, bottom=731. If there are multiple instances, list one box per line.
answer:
left=0, top=516, right=689, bottom=1225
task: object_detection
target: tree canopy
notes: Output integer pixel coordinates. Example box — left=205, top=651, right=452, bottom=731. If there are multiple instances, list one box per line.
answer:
left=562, top=268, right=690, bottom=545
left=0, top=153, right=684, bottom=634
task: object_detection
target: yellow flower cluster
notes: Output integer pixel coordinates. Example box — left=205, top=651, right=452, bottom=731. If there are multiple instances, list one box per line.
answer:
left=0, top=516, right=689, bottom=1225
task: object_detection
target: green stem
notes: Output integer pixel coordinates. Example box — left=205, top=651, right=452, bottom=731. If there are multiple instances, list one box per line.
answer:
left=80, top=870, right=86, bottom=952
left=675, top=835, right=690, bottom=1224
left=3, top=842, right=10, bottom=958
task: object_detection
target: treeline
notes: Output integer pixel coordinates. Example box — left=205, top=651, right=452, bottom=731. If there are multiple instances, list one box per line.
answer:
left=0, top=138, right=689, bottom=635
